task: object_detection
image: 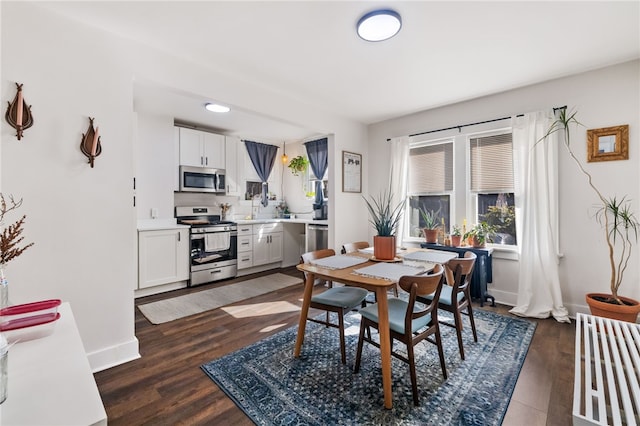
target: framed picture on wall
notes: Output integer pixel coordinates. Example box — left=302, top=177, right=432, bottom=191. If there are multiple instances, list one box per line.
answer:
left=342, top=151, right=362, bottom=193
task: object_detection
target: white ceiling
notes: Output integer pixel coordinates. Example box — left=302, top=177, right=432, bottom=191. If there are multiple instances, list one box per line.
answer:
left=39, top=1, right=640, bottom=141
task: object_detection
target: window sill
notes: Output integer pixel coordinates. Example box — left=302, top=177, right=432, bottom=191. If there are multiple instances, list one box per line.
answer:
left=486, top=244, right=519, bottom=261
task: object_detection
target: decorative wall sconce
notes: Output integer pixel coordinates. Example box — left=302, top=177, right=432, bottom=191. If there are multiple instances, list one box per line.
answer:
left=80, top=117, right=102, bottom=168
left=5, top=83, right=34, bottom=140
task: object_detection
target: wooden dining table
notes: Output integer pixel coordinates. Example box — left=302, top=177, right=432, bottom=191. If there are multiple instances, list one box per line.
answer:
left=294, top=247, right=457, bottom=409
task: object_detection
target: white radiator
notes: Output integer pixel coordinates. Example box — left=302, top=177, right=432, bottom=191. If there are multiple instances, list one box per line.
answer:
left=573, top=313, right=640, bottom=425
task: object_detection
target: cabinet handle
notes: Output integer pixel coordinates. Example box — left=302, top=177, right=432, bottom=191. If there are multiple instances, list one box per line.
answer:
left=205, top=157, right=208, bottom=166
left=210, top=269, right=222, bottom=274
left=200, top=156, right=204, bottom=165
left=177, top=232, right=181, bottom=242
left=241, top=242, right=250, bottom=246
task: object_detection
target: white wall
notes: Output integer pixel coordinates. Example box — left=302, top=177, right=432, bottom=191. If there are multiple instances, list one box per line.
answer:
left=368, top=60, right=640, bottom=317
left=1, top=2, right=369, bottom=370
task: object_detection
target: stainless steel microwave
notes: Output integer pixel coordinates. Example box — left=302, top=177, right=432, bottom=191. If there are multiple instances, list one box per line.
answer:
left=179, top=166, right=226, bottom=193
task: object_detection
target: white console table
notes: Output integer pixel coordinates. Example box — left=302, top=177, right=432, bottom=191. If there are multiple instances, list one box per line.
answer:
left=1, top=302, right=107, bottom=425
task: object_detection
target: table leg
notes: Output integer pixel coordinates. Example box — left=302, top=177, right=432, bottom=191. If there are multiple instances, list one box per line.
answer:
left=294, top=272, right=315, bottom=358
left=375, top=287, right=393, bottom=409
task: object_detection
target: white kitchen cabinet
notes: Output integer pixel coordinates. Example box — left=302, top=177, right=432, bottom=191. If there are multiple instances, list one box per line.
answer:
left=178, top=127, right=225, bottom=169
left=237, top=224, right=253, bottom=269
left=138, top=228, right=189, bottom=289
left=252, top=223, right=283, bottom=266
left=225, top=135, right=241, bottom=196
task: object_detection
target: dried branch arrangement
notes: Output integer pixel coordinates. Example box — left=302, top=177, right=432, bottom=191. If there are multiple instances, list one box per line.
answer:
left=0, top=194, right=34, bottom=265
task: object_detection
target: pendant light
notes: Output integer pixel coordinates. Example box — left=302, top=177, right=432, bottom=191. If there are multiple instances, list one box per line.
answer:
left=282, top=141, right=288, bottom=163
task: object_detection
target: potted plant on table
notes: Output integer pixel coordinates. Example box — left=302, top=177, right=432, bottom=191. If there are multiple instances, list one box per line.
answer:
left=363, top=182, right=404, bottom=261
left=543, top=109, right=640, bottom=322
left=419, top=208, right=440, bottom=244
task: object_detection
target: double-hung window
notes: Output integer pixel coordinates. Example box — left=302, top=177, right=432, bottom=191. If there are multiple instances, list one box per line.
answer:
left=469, top=131, right=517, bottom=245
left=406, top=140, right=454, bottom=237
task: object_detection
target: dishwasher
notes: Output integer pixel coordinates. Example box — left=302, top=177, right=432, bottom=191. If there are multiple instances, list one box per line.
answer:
left=307, top=224, right=328, bottom=252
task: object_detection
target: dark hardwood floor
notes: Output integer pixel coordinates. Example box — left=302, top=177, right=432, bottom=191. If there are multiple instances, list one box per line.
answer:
left=94, top=267, right=575, bottom=425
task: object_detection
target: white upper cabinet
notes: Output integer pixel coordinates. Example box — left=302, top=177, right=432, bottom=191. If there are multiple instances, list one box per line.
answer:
left=178, top=127, right=225, bottom=169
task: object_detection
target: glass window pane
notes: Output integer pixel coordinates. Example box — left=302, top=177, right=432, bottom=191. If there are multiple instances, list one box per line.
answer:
left=408, top=195, right=450, bottom=238
left=477, top=192, right=517, bottom=245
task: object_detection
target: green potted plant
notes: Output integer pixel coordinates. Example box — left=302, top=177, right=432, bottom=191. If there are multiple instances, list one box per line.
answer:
left=419, top=208, right=440, bottom=244
left=464, top=222, right=496, bottom=248
left=543, top=109, right=640, bottom=321
left=363, top=181, right=404, bottom=260
left=288, top=155, right=309, bottom=176
left=450, top=225, right=462, bottom=247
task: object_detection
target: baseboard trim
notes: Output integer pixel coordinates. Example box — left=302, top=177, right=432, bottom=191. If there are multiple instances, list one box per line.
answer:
left=87, top=337, right=140, bottom=373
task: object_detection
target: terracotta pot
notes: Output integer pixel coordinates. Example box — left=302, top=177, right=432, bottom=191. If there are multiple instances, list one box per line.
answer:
left=472, top=236, right=485, bottom=248
left=373, top=235, right=396, bottom=260
left=585, top=293, right=640, bottom=323
left=423, top=229, right=438, bottom=244
left=450, top=235, right=462, bottom=247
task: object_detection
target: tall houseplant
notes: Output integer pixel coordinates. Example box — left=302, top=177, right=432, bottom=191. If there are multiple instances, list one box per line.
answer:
left=363, top=182, right=404, bottom=260
left=543, top=109, right=640, bottom=321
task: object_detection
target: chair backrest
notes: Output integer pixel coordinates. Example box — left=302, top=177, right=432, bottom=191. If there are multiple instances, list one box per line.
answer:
left=341, top=241, right=370, bottom=254
left=445, top=251, right=476, bottom=295
left=398, top=263, right=445, bottom=325
left=299, top=249, right=336, bottom=283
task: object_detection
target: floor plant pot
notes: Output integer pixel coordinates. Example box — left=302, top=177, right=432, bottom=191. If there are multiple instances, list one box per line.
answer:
left=585, top=293, right=640, bottom=323
left=423, top=229, right=438, bottom=244
left=373, top=235, right=396, bottom=260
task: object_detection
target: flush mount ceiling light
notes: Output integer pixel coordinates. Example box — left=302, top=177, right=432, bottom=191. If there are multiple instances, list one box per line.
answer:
left=357, top=9, right=402, bottom=42
left=205, top=103, right=230, bottom=113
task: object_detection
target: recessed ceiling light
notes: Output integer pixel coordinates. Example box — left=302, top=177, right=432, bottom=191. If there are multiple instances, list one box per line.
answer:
left=357, top=9, right=402, bottom=42
left=205, top=103, right=230, bottom=113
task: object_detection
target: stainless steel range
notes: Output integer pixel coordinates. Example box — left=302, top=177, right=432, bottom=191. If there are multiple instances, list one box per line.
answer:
left=175, top=206, right=237, bottom=286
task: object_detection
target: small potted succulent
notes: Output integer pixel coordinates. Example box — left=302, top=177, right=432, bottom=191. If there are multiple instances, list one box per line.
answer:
left=419, top=208, right=440, bottom=244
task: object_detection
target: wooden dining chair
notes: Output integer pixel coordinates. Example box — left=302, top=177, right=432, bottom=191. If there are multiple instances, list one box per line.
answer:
left=300, top=249, right=369, bottom=364
left=340, top=241, right=370, bottom=254
left=421, top=251, right=478, bottom=360
left=354, top=264, right=447, bottom=406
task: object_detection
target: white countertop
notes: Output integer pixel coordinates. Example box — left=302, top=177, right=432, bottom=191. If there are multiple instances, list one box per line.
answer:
left=2, top=303, right=107, bottom=425
left=137, top=219, right=190, bottom=231
left=234, top=218, right=328, bottom=226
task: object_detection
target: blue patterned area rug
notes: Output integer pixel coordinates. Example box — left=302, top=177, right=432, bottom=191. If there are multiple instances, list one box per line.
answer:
left=201, top=309, right=536, bottom=425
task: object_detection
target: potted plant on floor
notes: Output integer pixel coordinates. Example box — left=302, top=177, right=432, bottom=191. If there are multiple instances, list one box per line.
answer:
left=363, top=181, right=404, bottom=260
left=420, top=208, right=440, bottom=244
left=543, top=109, right=640, bottom=322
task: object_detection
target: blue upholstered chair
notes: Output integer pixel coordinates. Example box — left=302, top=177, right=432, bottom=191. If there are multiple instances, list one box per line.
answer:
left=354, top=264, right=447, bottom=406
left=300, top=249, right=369, bottom=364
left=422, top=251, right=478, bottom=360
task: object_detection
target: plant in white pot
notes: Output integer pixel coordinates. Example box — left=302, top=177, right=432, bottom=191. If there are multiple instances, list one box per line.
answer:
left=543, top=109, right=640, bottom=321
left=363, top=182, right=404, bottom=261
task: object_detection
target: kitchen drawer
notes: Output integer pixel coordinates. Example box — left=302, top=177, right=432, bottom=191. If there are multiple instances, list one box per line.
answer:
left=237, top=252, right=253, bottom=269
left=238, top=225, right=253, bottom=236
left=254, top=222, right=283, bottom=233
left=238, top=235, right=253, bottom=252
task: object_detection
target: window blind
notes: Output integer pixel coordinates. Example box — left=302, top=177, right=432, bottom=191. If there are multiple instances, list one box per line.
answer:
left=469, top=133, right=513, bottom=192
left=408, top=142, right=453, bottom=193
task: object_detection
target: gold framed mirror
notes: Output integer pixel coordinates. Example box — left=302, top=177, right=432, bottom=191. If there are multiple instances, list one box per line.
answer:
left=587, top=125, right=629, bottom=162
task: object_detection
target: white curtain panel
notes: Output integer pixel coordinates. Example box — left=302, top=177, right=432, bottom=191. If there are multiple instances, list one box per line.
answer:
left=389, top=136, right=410, bottom=245
left=510, top=111, right=570, bottom=323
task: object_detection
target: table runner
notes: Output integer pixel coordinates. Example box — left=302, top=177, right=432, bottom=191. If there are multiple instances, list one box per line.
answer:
left=353, top=263, right=427, bottom=282
left=310, top=254, right=369, bottom=269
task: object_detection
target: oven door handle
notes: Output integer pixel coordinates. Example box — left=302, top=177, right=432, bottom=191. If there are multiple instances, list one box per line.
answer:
left=210, top=269, right=223, bottom=274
